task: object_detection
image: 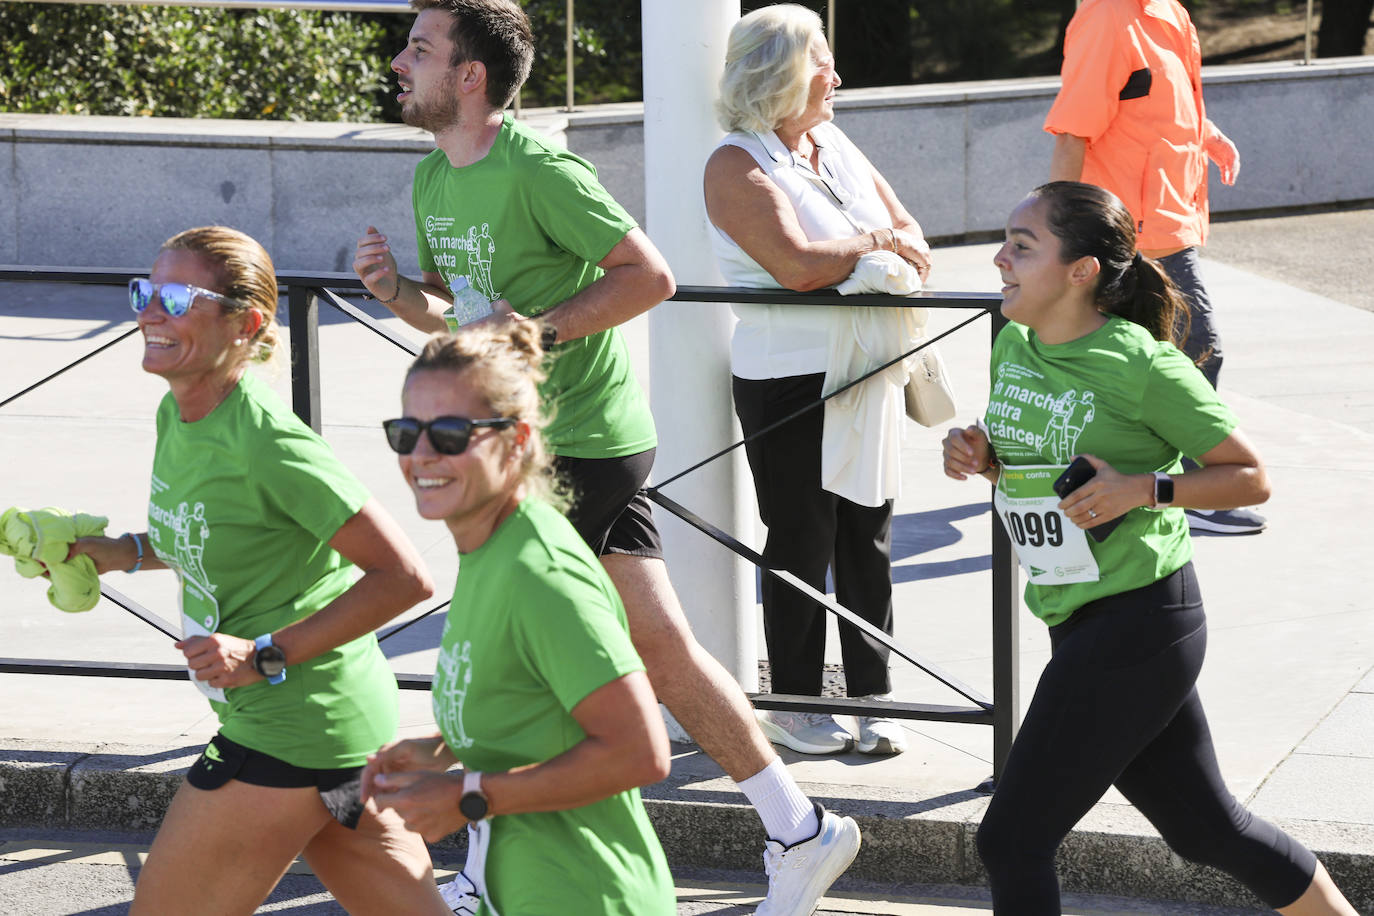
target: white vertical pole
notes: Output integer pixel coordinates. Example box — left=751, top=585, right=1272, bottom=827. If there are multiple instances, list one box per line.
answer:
left=641, top=0, right=756, bottom=689
left=565, top=0, right=575, bottom=110
left=1304, top=0, right=1314, bottom=65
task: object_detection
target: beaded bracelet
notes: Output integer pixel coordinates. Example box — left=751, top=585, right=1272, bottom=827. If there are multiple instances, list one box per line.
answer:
left=124, top=532, right=144, bottom=574
left=376, top=282, right=402, bottom=305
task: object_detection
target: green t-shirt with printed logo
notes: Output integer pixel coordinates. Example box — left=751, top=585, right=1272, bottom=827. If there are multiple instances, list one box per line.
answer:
left=148, top=371, right=397, bottom=769
left=986, top=318, right=1236, bottom=626
left=432, top=499, right=672, bottom=916
left=412, top=112, right=657, bottom=459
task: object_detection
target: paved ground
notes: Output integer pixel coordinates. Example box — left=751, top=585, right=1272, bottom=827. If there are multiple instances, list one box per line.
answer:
left=1206, top=205, right=1374, bottom=313
left=0, top=829, right=1264, bottom=916
left=1, top=207, right=1372, bottom=912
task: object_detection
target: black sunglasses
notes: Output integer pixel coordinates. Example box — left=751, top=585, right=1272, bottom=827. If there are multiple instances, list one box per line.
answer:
left=382, top=416, right=517, bottom=455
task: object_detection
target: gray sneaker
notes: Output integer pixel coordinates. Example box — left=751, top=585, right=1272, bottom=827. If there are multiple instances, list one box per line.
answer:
left=1186, top=507, right=1267, bottom=534
left=756, top=709, right=853, bottom=755
left=755, top=803, right=862, bottom=916
left=854, top=693, right=907, bottom=755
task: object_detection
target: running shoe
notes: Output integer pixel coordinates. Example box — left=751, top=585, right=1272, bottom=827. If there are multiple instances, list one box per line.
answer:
left=438, top=872, right=480, bottom=916
left=1186, top=507, right=1267, bottom=534
left=756, top=803, right=862, bottom=916
left=757, top=709, right=853, bottom=755
left=855, top=694, right=908, bottom=755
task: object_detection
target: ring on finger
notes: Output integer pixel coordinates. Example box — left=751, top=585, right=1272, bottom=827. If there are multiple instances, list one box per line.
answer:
left=1088, top=509, right=1098, bottom=519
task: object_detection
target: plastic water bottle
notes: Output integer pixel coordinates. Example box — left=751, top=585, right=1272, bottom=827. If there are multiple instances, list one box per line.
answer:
left=445, top=276, right=493, bottom=331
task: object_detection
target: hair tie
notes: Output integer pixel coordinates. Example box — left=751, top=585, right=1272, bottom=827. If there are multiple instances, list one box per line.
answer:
left=1131, top=251, right=1146, bottom=269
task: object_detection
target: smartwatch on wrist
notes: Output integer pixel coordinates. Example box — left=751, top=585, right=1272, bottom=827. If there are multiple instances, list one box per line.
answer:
left=252, top=633, right=287, bottom=685
left=1151, top=471, right=1175, bottom=509
left=459, top=769, right=489, bottom=822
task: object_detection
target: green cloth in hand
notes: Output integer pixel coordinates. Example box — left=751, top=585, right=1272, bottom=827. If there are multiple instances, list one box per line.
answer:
left=0, top=506, right=109, bottom=613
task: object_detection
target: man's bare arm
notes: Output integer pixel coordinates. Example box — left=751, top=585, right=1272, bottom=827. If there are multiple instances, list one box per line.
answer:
left=1049, top=133, right=1088, bottom=182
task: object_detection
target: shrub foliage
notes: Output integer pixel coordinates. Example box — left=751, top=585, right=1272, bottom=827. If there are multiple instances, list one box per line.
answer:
left=0, top=3, right=390, bottom=120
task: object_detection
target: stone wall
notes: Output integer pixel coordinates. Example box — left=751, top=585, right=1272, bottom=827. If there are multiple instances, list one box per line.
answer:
left=2, top=56, right=1370, bottom=273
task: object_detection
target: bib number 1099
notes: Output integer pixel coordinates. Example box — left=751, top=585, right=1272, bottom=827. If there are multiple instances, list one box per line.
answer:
left=1002, top=509, right=1064, bottom=548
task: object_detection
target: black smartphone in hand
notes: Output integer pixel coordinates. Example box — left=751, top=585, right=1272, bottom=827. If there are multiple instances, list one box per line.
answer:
left=1052, top=456, right=1123, bottom=541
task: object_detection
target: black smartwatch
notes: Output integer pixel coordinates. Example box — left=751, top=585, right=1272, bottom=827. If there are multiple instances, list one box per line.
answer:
left=252, top=633, right=287, bottom=685
left=458, top=770, right=489, bottom=821
left=1151, top=471, right=1175, bottom=509
left=540, top=323, right=558, bottom=351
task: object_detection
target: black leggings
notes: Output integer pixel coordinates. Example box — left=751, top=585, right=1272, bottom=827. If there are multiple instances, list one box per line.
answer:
left=977, top=564, right=1316, bottom=913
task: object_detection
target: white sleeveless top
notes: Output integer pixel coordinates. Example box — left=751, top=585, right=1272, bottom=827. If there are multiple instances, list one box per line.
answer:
left=709, top=121, right=893, bottom=379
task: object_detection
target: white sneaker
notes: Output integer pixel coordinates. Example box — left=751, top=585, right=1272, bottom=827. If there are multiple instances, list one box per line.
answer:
left=438, top=871, right=481, bottom=916
left=757, top=709, right=853, bottom=755
left=856, top=693, right=908, bottom=755
left=755, top=803, right=861, bottom=916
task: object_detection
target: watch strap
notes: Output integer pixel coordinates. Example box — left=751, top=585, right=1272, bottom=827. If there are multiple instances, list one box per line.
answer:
left=1152, top=471, right=1174, bottom=509
left=460, top=770, right=488, bottom=821
left=253, top=633, right=287, bottom=685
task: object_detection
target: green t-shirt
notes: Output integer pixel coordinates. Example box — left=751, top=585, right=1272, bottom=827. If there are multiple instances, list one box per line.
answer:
left=148, top=372, right=397, bottom=768
left=433, top=499, right=673, bottom=916
left=413, top=113, right=657, bottom=459
left=986, top=318, right=1236, bottom=626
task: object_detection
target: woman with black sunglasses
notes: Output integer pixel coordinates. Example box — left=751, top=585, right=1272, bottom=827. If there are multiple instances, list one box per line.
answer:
left=362, top=322, right=675, bottom=916
left=68, top=226, right=451, bottom=914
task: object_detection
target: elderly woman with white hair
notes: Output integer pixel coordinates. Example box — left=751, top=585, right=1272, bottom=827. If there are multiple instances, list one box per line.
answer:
left=704, top=3, right=932, bottom=758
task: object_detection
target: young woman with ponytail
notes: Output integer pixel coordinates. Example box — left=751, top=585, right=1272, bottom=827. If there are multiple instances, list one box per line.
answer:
left=942, top=182, right=1356, bottom=915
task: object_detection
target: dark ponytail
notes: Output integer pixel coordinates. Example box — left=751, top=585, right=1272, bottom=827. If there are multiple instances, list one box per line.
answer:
left=1030, top=181, right=1190, bottom=348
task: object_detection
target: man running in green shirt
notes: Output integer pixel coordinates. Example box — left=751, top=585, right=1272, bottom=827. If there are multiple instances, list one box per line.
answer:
left=351, top=2, right=860, bottom=913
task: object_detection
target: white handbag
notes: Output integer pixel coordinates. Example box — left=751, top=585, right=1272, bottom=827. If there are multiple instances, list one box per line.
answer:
left=904, top=334, right=957, bottom=427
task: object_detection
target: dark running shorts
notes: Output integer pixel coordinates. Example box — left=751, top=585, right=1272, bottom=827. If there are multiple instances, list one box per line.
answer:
left=555, top=448, right=663, bottom=559
left=186, top=733, right=366, bottom=829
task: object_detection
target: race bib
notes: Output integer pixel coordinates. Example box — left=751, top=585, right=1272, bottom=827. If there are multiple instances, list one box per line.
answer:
left=179, top=580, right=226, bottom=703
left=993, top=464, right=1100, bottom=585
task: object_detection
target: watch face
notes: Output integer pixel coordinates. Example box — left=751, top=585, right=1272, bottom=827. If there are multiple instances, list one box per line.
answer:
left=459, top=791, right=489, bottom=821
left=255, top=645, right=287, bottom=678
left=1156, top=474, right=1175, bottom=506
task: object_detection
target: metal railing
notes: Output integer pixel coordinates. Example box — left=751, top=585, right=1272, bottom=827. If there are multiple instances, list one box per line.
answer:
left=0, top=266, right=1020, bottom=781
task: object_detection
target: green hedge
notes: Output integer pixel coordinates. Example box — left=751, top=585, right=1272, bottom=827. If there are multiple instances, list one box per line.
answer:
left=0, top=3, right=391, bottom=120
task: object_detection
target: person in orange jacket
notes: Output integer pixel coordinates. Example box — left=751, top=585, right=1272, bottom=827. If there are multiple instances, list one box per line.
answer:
left=1044, top=0, right=1264, bottom=536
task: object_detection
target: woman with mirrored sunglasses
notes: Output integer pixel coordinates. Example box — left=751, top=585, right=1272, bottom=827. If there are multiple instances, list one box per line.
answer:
left=362, top=321, right=675, bottom=916
left=67, top=226, right=451, bottom=915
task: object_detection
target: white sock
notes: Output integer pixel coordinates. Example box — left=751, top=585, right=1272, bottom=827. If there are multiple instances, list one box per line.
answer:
left=736, top=757, right=819, bottom=846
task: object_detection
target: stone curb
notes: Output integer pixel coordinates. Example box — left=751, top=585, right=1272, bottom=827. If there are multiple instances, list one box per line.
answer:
left=2, top=741, right=1370, bottom=912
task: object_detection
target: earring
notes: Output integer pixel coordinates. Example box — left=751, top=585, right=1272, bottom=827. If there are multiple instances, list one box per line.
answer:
left=233, top=338, right=244, bottom=346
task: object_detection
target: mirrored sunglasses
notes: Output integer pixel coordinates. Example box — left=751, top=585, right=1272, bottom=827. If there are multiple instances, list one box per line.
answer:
left=129, top=278, right=237, bottom=317
left=382, top=416, right=517, bottom=456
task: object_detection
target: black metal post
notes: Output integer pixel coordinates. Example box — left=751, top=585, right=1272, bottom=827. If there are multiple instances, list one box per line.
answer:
left=990, top=308, right=1020, bottom=784
left=287, top=284, right=322, bottom=433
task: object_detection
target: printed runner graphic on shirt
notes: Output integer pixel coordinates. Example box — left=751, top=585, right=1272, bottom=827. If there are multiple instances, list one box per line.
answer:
left=986, top=362, right=1097, bottom=464
left=423, top=214, right=501, bottom=302
left=434, top=638, right=476, bottom=750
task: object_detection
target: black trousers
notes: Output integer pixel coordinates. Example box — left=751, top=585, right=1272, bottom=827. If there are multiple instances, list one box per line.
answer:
left=976, top=564, right=1316, bottom=913
left=732, top=373, right=893, bottom=698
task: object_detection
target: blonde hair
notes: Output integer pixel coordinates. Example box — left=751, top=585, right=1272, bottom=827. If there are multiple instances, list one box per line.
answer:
left=160, top=226, right=281, bottom=365
left=405, top=321, right=570, bottom=512
left=716, top=4, right=824, bottom=133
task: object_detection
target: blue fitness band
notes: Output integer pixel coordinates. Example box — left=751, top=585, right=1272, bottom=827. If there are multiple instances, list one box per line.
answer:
left=124, top=532, right=144, bottom=573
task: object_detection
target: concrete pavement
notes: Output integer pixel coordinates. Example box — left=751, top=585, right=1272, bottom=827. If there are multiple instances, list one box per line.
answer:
left=1, top=207, right=1372, bottom=912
